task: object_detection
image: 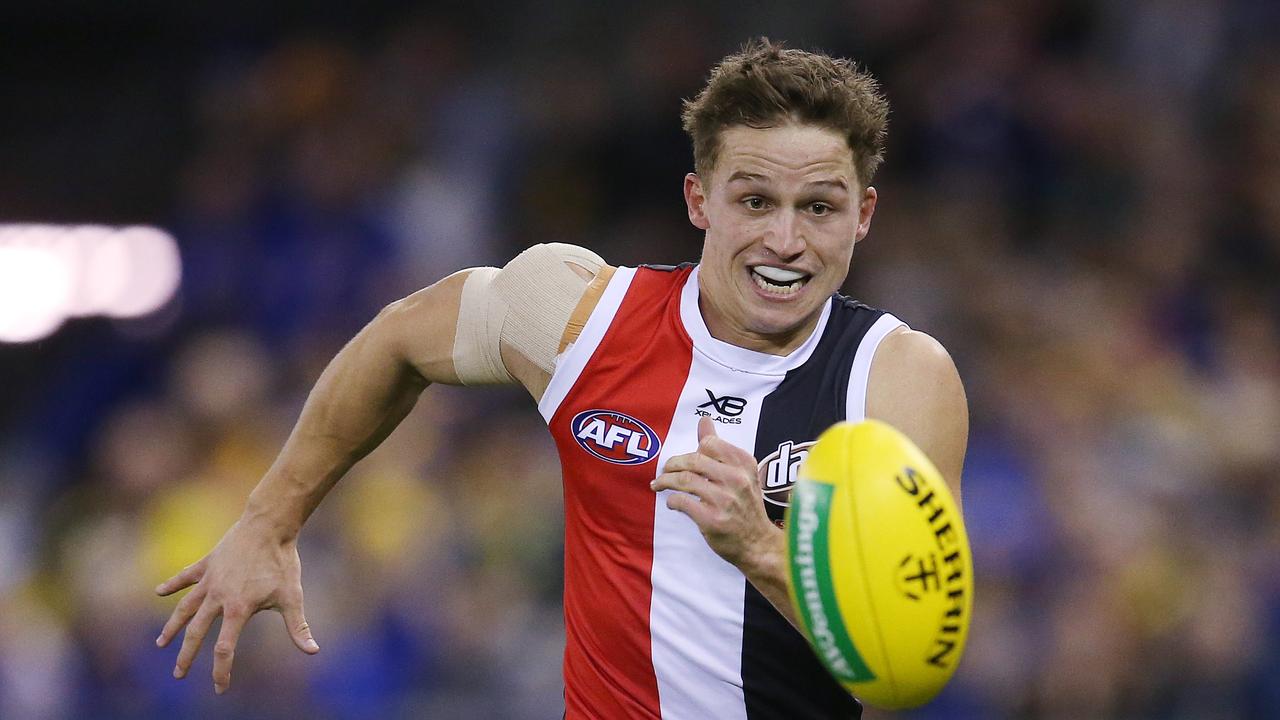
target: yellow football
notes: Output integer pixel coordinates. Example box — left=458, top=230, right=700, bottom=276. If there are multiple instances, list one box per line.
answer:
left=784, top=419, right=973, bottom=710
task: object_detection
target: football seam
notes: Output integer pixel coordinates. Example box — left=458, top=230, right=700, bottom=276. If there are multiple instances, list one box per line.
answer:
left=849, top=433, right=899, bottom=707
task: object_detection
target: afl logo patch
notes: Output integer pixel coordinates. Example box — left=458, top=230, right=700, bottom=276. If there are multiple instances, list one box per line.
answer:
left=571, top=409, right=661, bottom=465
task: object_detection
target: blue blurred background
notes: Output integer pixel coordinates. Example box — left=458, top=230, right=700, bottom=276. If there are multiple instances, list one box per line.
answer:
left=1, top=1, right=1278, bottom=718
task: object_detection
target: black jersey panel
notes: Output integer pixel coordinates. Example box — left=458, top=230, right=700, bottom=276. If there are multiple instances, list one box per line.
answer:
left=740, top=295, right=885, bottom=720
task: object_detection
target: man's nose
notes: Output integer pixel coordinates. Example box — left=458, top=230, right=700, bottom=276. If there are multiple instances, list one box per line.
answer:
left=762, top=208, right=805, bottom=261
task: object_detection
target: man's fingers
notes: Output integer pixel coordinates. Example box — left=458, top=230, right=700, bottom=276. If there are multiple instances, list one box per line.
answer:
left=697, top=416, right=717, bottom=443
left=174, top=602, right=219, bottom=679
left=665, top=446, right=755, bottom=490
left=697, top=430, right=756, bottom=468
left=666, top=489, right=713, bottom=526
left=156, top=559, right=206, bottom=597
left=280, top=597, right=320, bottom=654
left=211, top=606, right=251, bottom=694
left=662, top=451, right=732, bottom=482
left=694, top=416, right=755, bottom=467
left=156, top=586, right=205, bottom=648
left=651, top=470, right=714, bottom=499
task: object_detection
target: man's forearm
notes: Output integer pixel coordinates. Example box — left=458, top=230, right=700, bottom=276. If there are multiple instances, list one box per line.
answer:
left=243, top=312, right=428, bottom=537
left=741, top=528, right=802, bottom=629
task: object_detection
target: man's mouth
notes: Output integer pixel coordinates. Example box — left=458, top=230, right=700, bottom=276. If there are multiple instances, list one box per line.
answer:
left=750, top=265, right=811, bottom=296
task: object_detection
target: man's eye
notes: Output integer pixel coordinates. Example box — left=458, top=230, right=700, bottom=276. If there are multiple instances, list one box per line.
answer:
left=744, top=197, right=766, bottom=210
left=811, top=203, right=833, bottom=215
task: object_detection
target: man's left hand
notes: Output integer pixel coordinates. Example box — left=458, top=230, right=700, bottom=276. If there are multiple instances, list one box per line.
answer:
left=651, top=417, right=778, bottom=572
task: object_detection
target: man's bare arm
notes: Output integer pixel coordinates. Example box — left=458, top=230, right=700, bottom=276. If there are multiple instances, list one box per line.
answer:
left=153, top=271, right=478, bottom=693
left=865, top=328, right=968, bottom=507
left=154, top=245, right=610, bottom=695
left=241, top=272, right=466, bottom=536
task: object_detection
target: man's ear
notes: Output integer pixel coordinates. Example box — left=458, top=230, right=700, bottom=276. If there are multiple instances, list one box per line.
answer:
left=854, top=186, right=878, bottom=244
left=684, top=172, right=710, bottom=230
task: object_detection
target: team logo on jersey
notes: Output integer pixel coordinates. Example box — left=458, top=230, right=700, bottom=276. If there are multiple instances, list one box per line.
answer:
left=571, top=409, right=661, bottom=465
left=758, top=440, right=817, bottom=507
left=694, top=389, right=747, bottom=424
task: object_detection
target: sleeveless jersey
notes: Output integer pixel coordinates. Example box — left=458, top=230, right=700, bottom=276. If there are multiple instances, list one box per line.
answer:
left=538, top=264, right=905, bottom=719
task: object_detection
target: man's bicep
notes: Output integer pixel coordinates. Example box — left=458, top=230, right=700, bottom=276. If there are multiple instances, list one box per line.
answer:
left=376, top=270, right=471, bottom=385
left=865, top=329, right=969, bottom=505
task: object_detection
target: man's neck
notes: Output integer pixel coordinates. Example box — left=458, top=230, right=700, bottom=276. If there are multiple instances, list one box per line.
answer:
left=697, top=293, right=821, bottom=357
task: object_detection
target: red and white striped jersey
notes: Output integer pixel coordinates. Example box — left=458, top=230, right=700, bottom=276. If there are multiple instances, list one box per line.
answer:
left=538, top=264, right=904, bottom=720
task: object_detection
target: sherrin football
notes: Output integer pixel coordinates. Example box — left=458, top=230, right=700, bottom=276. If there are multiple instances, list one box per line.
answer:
left=784, top=420, right=973, bottom=710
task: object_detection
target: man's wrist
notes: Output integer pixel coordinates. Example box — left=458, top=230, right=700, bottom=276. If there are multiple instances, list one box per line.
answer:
left=736, top=524, right=803, bottom=628
left=241, top=491, right=304, bottom=542
left=738, top=524, right=787, bottom=586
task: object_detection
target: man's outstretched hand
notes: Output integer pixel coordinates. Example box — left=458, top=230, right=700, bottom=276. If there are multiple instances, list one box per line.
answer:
left=154, top=517, right=319, bottom=694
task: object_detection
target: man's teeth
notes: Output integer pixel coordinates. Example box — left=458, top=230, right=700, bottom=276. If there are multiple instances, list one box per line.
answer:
left=751, top=267, right=807, bottom=295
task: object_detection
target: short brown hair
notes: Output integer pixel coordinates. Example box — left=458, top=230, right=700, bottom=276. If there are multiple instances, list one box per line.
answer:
left=681, top=38, right=889, bottom=187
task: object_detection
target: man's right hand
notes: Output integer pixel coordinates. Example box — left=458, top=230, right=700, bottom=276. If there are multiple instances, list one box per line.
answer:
left=154, top=516, right=320, bottom=694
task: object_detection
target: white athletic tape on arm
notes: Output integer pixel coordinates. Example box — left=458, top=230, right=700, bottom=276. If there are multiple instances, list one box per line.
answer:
left=451, top=243, right=605, bottom=385
left=493, top=243, right=603, bottom=372
left=452, top=267, right=513, bottom=385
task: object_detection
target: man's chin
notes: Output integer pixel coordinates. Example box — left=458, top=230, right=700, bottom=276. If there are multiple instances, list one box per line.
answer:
left=744, top=303, right=827, bottom=342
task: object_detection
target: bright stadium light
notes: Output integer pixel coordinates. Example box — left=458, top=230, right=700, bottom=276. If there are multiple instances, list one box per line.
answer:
left=0, top=245, right=73, bottom=343
left=109, top=226, right=182, bottom=318
left=0, top=224, right=183, bottom=344
left=66, top=226, right=130, bottom=317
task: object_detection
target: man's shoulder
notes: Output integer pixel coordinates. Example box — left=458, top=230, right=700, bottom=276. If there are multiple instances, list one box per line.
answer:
left=875, top=327, right=954, bottom=374
left=865, top=325, right=968, bottom=489
left=868, top=326, right=960, bottom=400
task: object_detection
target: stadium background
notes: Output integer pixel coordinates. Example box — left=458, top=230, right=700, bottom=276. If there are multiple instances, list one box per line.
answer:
left=2, top=1, right=1278, bottom=717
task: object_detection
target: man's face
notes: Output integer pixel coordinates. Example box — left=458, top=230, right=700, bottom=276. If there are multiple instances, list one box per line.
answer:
left=683, top=123, right=878, bottom=354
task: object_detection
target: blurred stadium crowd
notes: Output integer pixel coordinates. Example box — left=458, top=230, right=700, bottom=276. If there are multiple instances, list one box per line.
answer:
left=1, top=1, right=1279, bottom=718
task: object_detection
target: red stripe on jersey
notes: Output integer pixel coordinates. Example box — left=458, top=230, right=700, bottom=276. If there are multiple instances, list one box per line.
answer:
left=549, top=266, right=695, bottom=719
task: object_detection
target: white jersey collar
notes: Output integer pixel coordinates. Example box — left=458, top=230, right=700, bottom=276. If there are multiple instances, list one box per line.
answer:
left=679, top=265, right=832, bottom=376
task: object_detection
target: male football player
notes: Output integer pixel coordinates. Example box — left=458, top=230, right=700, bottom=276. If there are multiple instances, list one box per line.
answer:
left=156, top=38, right=966, bottom=719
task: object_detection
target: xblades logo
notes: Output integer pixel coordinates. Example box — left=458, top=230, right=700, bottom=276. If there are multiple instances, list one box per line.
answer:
left=696, top=389, right=747, bottom=424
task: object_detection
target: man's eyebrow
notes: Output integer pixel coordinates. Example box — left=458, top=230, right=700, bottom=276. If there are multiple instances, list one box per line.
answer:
left=725, top=172, right=849, bottom=190
left=805, top=178, right=849, bottom=191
